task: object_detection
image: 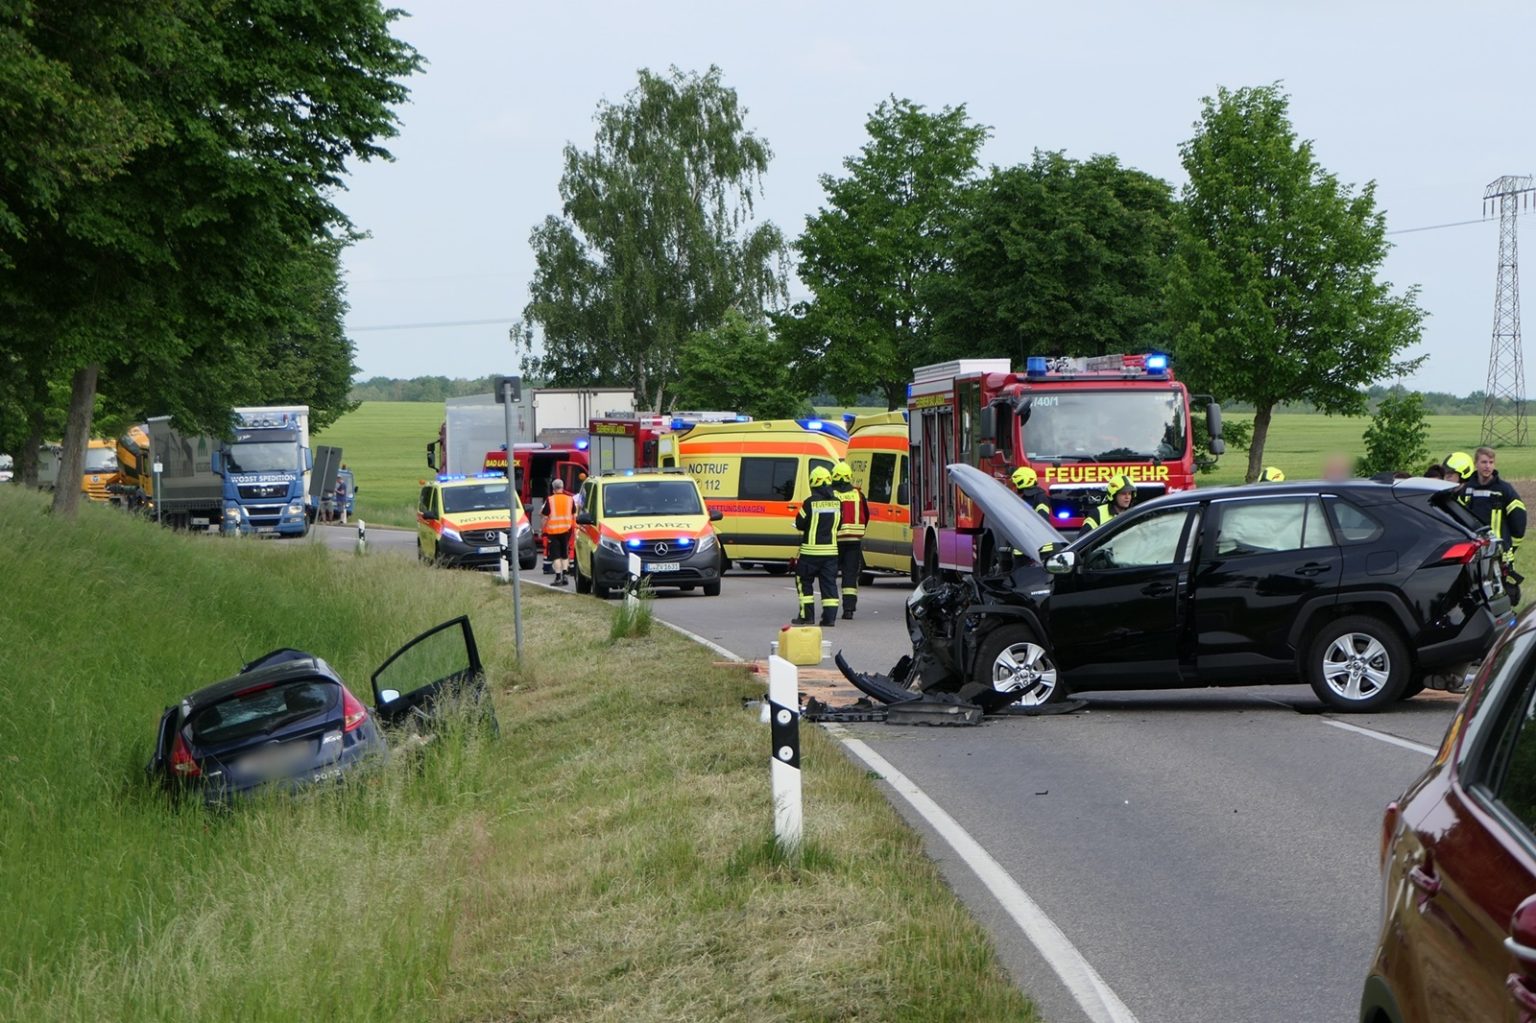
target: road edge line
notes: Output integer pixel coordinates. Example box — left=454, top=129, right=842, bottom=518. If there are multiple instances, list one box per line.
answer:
left=1321, top=718, right=1437, bottom=756
left=661, top=619, right=1138, bottom=1023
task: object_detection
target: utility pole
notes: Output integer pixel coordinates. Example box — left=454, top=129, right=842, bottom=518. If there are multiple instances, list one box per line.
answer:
left=1481, top=175, right=1535, bottom=447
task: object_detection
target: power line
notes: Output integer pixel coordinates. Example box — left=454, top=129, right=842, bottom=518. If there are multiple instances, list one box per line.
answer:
left=349, top=316, right=514, bottom=333
left=1388, top=209, right=1534, bottom=236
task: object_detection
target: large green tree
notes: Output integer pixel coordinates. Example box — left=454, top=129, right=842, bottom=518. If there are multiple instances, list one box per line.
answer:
left=0, top=0, right=417, bottom=517
left=781, top=98, right=989, bottom=408
left=516, top=65, right=786, bottom=410
left=671, top=311, right=806, bottom=419
left=929, top=151, right=1176, bottom=362
left=1166, top=84, right=1424, bottom=481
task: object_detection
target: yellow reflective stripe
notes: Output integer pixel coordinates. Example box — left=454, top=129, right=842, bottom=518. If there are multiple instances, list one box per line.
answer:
left=1493, top=508, right=1503, bottom=535
left=1510, top=499, right=1527, bottom=512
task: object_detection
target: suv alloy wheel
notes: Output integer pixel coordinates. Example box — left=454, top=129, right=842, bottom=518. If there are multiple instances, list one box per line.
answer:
left=1307, top=615, right=1409, bottom=712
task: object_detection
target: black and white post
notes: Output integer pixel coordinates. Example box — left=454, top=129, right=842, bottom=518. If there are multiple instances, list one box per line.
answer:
left=355, top=519, right=367, bottom=555
left=767, top=654, right=803, bottom=853
left=626, top=551, right=642, bottom=610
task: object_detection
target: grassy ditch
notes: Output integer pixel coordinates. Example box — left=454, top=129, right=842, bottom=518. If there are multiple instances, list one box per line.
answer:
left=0, top=488, right=1037, bottom=1022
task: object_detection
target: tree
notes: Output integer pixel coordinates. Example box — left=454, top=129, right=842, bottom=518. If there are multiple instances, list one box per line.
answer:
left=516, top=66, right=786, bottom=411
left=1165, top=84, right=1425, bottom=482
left=0, top=0, right=419, bottom=518
left=781, top=98, right=989, bottom=408
left=1358, top=388, right=1430, bottom=476
left=671, top=311, right=807, bottom=419
left=929, top=151, right=1176, bottom=362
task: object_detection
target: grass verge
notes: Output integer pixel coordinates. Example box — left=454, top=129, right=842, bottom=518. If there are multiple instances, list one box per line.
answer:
left=0, top=488, right=1037, bottom=1022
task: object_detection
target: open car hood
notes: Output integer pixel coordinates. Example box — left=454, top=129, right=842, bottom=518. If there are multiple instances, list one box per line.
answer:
left=946, top=463, right=1067, bottom=559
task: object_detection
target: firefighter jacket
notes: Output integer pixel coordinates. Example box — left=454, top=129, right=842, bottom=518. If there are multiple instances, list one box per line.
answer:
left=832, top=481, right=869, bottom=541
left=542, top=492, right=575, bottom=535
left=1460, top=471, right=1527, bottom=560
left=1078, top=502, right=1116, bottom=534
left=794, top=485, right=842, bottom=557
left=1016, top=485, right=1051, bottom=520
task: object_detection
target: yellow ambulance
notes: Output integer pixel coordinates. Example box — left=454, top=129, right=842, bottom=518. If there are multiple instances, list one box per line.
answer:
left=657, top=418, right=849, bottom=572
left=844, top=410, right=914, bottom=582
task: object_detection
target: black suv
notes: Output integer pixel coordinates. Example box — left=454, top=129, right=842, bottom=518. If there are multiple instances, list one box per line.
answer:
left=934, top=464, right=1516, bottom=713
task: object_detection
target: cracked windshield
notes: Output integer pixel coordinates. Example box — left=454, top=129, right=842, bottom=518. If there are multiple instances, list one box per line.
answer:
left=1023, top=390, right=1186, bottom=462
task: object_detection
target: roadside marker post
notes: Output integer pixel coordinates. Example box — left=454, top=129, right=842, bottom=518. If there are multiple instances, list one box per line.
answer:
left=355, top=519, right=367, bottom=555
left=767, top=654, right=803, bottom=854
left=152, top=461, right=163, bottom=526
left=497, top=530, right=510, bottom=583
left=626, top=552, right=642, bottom=610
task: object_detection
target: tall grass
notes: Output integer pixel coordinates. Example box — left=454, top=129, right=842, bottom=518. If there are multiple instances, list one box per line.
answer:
left=0, top=489, right=1037, bottom=1022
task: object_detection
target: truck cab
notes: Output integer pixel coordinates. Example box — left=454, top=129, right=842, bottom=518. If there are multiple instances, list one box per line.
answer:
left=214, top=409, right=311, bottom=537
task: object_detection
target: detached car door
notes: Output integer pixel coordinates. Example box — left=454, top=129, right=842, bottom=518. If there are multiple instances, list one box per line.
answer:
left=371, top=616, right=497, bottom=733
left=1192, top=494, right=1338, bottom=680
left=1046, top=505, right=1198, bottom=684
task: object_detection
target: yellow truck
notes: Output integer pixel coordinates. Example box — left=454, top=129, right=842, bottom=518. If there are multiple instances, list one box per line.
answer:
left=657, top=418, right=849, bottom=572
left=845, top=410, right=914, bottom=583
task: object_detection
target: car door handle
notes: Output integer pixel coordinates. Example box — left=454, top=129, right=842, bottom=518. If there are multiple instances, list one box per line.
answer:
left=1506, top=973, right=1536, bottom=1013
left=1294, top=563, right=1332, bottom=577
left=1409, top=863, right=1441, bottom=896
left=1141, top=582, right=1175, bottom=597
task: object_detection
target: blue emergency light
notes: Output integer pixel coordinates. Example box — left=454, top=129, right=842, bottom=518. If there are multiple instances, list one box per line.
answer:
left=673, top=537, right=694, bottom=547
left=575, top=437, right=589, bottom=450
left=437, top=474, right=467, bottom=482
left=472, top=472, right=504, bottom=480
left=795, top=417, right=850, bottom=441
left=1145, top=353, right=1170, bottom=374
left=626, top=538, right=644, bottom=549
left=1027, top=357, right=1050, bottom=377
left=1055, top=508, right=1071, bottom=520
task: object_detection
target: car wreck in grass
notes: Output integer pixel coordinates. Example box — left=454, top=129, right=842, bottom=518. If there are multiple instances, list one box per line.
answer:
left=147, top=616, right=496, bottom=803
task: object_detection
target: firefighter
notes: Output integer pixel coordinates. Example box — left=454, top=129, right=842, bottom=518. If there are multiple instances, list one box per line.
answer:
left=1259, top=466, right=1285, bottom=483
left=1011, top=465, right=1051, bottom=519
left=793, top=465, right=842, bottom=627
left=1080, top=473, right=1134, bottom=535
left=1450, top=447, right=1526, bottom=601
left=830, top=460, right=869, bottom=620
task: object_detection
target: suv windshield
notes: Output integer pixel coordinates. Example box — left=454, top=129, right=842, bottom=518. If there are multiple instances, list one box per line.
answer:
left=443, top=482, right=516, bottom=514
left=1023, top=389, right=1187, bottom=461
left=602, top=479, right=703, bottom=517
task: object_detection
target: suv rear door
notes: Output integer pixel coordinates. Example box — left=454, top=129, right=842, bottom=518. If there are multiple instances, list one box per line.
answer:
left=371, top=616, right=497, bottom=733
left=1191, top=494, right=1339, bottom=679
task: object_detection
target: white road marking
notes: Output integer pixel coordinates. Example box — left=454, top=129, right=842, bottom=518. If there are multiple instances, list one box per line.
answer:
left=830, top=728, right=1142, bottom=1023
left=656, top=620, right=746, bottom=663
left=1322, top=718, right=1437, bottom=756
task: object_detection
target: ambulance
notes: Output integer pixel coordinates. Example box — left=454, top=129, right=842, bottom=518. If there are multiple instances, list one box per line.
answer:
left=657, top=418, right=849, bottom=572
left=571, top=469, right=723, bottom=598
left=416, top=473, right=537, bottom=571
left=844, top=410, right=913, bottom=582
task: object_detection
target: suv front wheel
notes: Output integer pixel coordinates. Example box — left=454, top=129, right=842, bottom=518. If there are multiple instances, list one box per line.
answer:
left=1306, top=616, right=1408, bottom=712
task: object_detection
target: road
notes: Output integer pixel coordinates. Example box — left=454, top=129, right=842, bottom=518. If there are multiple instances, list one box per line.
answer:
left=316, top=523, right=1452, bottom=1023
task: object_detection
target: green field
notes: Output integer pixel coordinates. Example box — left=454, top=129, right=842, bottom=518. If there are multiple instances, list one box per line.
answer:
left=313, top=401, right=443, bottom=528
left=0, top=486, right=1037, bottom=1022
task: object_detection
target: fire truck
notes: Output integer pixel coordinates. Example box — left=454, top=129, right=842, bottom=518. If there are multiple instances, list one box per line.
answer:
left=586, top=412, right=749, bottom=474
left=908, top=353, right=1225, bottom=577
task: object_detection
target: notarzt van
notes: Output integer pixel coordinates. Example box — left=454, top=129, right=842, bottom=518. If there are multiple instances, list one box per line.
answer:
left=573, top=469, right=723, bottom=597
left=845, top=410, right=914, bottom=582
left=657, top=418, right=849, bottom=572
left=417, top=473, right=536, bottom=570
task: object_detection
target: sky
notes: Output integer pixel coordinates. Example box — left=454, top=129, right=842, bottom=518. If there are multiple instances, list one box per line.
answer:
left=337, top=0, right=1536, bottom=398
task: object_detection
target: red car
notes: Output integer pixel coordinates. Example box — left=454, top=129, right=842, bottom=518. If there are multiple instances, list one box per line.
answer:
left=1362, top=612, right=1536, bottom=1022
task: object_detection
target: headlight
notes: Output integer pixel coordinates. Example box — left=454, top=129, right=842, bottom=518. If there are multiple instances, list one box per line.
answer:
left=223, top=504, right=241, bottom=521
left=441, top=525, right=463, bottom=542
left=696, top=533, right=716, bottom=553
left=286, top=499, right=303, bottom=516
left=517, top=521, right=531, bottom=536
left=599, top=536, right=623, bottom=554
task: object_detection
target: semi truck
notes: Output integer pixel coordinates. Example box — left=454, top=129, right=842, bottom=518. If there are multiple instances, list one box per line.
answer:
left=130, top=406, right=314, bottom=535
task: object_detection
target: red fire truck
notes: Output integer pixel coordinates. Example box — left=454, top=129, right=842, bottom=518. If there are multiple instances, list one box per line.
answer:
left=586, top=412, right=749, bottom=474
left=908, top=353, right=1225, bottom=577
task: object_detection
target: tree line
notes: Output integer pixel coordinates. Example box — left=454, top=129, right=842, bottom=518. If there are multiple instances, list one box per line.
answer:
left=516, top=70, right=1424, bottom=481
left=0, top=1, right=420, bottom=516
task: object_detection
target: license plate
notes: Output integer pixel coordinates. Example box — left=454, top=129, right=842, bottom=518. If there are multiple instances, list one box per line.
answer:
left=645, top=562, right=680, bottom=572
left=477, top=546, right=501, bottom=554
left=240, top=742, right=313, bottom=779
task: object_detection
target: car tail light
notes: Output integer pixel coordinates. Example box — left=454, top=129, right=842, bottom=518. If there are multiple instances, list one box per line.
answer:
left=1380, top=801, right=1399, bottom=869
left=170, top=732, right=201, bottom=777
left=341, top=687, right=369, bottom=732
left=1432, top=539, right=1485, bottom=566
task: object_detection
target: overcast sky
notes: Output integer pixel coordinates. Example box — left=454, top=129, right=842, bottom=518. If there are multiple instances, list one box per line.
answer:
left=337, top=0, right=1536, bottom=398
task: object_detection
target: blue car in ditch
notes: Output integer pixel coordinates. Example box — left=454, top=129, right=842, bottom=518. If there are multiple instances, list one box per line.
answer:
left=147, top=616, right=495, bottom=803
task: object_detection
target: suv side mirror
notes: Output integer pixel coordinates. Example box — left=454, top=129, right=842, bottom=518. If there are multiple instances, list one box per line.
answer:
left=709, top=508, right=723, bottom=521
left=1042, top=545, right=1076, bottom=575
left=575, top=512, right=594, bottom=526
left=1206, top=402, right=1226, bottom=456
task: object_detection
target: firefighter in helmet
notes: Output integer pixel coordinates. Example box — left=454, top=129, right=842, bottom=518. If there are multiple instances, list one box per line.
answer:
left=1259, top=466, right=1285, bottom=483
left=793, top=465, right=843, bottom=627
left=1080, top=473, right=1134, bottom=536
left=1448, top=447, right=1526, bottom=602
left=830, top=460, right=869, bottom=620
left=1011, top=465, right=1052, bottom=520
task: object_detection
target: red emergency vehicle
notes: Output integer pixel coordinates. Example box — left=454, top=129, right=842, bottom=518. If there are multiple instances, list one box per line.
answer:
left=482, top=442, right=591, bottom=513
left=908, top=353, right=1224, bottom=577
left=586, top=412, right=749, bottom=474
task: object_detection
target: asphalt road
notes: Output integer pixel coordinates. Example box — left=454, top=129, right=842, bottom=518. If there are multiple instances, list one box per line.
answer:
left=315, top=523, right=1455, bottom=1023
